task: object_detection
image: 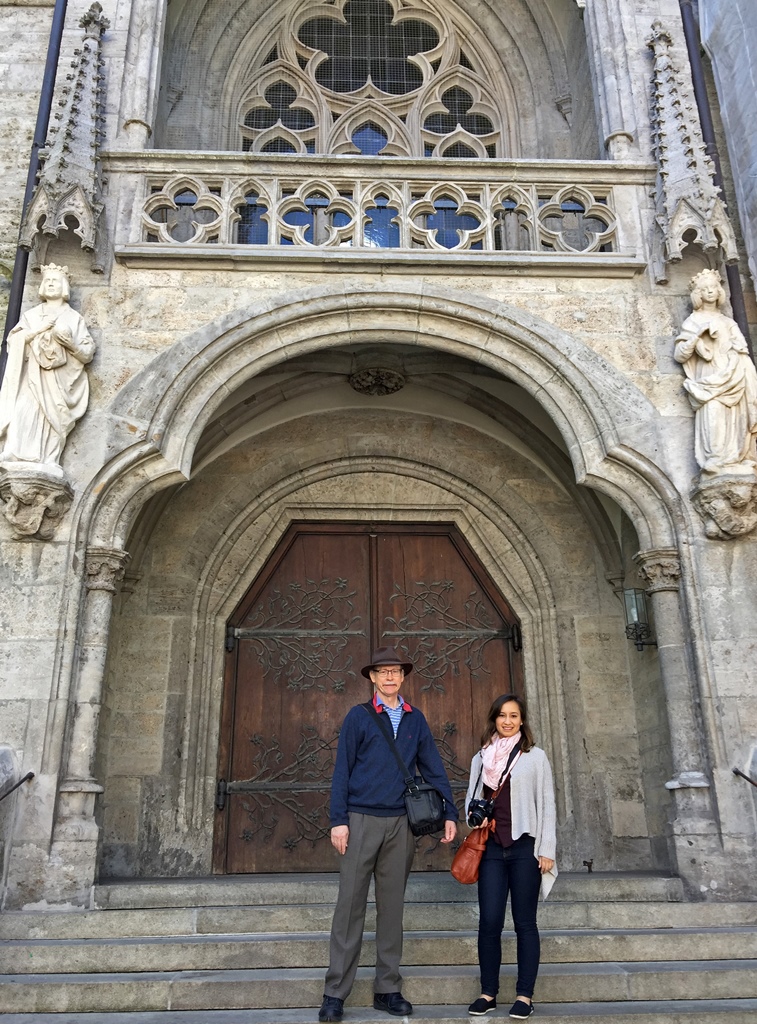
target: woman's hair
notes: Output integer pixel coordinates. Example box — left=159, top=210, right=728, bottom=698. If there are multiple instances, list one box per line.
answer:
left=481, top=693, right=535, bottom=752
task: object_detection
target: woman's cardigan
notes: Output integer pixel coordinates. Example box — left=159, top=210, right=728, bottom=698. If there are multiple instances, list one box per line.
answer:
left=465, top=745, right=558, bottom=898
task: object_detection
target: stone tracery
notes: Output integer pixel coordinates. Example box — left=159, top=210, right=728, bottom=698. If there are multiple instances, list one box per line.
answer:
left=236, top=0, right=509, bottom=158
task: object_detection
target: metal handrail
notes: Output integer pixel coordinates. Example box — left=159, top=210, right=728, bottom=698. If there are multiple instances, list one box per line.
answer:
left=0, top=771, right=35, bottom=804
left=732, top=768, right=757, bottom=789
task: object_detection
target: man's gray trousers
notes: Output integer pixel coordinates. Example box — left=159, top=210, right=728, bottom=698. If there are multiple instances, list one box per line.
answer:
left=324, top=811, right=416, bottom=1000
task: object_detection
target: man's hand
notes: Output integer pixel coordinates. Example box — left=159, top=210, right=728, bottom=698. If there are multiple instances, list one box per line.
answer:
left=440, top=820, right=457, bottom=844
left=331, top=825, right=349, bottom=855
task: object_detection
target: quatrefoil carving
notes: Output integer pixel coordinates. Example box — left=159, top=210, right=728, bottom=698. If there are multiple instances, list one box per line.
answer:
left=279, top=181, right=357, bottom=246
left=143, top=177, right=223, bottom=244
left=538, top=185, right=616, bottom=252
left=408, top=183, right=486, bottom=250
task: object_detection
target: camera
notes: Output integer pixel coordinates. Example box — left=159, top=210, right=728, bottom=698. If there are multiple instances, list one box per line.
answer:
left=467, top=797, right=496, bottom=828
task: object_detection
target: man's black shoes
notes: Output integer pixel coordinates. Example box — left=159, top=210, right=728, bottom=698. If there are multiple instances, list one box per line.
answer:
left=374, top=992, right=413, bottom=1016
left=318, top=995, right=344, bottom=1022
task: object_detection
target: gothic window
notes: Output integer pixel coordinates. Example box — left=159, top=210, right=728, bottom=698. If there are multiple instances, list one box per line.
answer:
left=235, top=0, right=507, bottom=158
left=298, top=0, right=438, bottom=94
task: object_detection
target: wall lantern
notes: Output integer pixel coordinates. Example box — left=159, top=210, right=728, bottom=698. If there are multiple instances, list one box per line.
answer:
left=623, top=588, right=658, bottom=652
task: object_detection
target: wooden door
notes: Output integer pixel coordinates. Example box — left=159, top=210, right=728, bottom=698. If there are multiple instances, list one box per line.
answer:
left=214, top=523, right=522, bottom=873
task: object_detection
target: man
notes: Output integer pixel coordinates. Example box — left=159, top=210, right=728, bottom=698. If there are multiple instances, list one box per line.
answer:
left=319, top=646, right=458, bottom=1022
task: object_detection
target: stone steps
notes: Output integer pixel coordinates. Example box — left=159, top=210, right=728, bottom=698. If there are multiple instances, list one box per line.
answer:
left=1, top=899, right=756, bottom=940
left=2, top=874, right=755, bottom=1017
left=1, top=961, right=756, bottom=1014
left=1, top=1005, right=757, bottom=1024
left=92, top=872, right=685, bottom=909
left=3, top=925, right=757, bottom=974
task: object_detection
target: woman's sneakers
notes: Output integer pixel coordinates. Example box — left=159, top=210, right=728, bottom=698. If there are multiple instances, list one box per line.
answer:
left=509, top=999, right=535, bottom=1019
left=468, top=996, right=496, bottom=1015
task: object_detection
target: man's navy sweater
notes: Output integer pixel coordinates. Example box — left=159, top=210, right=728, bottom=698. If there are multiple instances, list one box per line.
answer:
left=329, top=701, right=459, bottom=826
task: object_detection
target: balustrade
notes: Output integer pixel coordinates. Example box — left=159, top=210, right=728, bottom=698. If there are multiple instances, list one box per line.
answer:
left=106, top=154, right=654, bottom=266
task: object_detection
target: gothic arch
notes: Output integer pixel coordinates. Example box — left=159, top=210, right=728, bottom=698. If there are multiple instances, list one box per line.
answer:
left=73, top=283, right=683, bottom=557
left=167, top=462, right=571, bottom=842
left=156, top=0, right=588, bottom=157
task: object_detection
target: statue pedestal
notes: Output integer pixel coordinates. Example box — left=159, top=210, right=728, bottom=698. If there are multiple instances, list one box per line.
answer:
left=0, top=462, right=73, bottom=539
left=691, top=472, right=757, bottom=539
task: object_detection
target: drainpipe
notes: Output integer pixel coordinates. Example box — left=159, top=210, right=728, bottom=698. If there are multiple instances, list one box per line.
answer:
left=678, top=0, right=754, bottom=360
left=0, top=0, right=69, bottom=383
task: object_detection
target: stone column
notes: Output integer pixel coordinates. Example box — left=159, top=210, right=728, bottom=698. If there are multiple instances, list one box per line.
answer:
left=583, top=0, right=638, bottom=157
left=48, top=546, right=129, bottom=905
left=114, top=0, right=168, bottom=147
left=634, top=548, right=721, bottom=896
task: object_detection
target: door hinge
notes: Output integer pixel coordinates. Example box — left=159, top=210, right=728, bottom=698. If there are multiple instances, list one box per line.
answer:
left=215, top=778, right=228, bottom=811
left=225, top=625, right=237, bottom=653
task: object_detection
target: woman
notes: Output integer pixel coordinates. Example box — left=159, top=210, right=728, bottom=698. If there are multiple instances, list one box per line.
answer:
left=673, top=268, right=757, bottom=475
left=464, top=694, right=557, bottom=1018
left=0, top=264, right=95, bottom=466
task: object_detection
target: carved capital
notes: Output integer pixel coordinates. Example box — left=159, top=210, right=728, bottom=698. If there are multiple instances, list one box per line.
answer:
left=634, top=548, right=681, bottom=592
left=84, top=546, right=130, bottom=592
left=0, top=463, right=73, bottom=539
left=691, top=475, right=757, bottom=540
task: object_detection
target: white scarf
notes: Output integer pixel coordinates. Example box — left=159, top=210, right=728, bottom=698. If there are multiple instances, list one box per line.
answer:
left=481, top=732, right=522, bottom=789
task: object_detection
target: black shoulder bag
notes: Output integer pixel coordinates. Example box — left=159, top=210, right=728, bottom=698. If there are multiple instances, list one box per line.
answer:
left=362, top=703, right=447, bottom=836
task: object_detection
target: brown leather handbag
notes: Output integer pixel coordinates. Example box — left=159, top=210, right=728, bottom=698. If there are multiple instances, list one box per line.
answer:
left=450, top=823, right=491, bottom=884
left=451, top=748, right=523, bottom=884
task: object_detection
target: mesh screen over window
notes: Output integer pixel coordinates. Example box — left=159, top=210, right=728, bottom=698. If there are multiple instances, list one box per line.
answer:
left=298, top=0, right=438, bottom=94
left=157, top=0, right=507, bottom=157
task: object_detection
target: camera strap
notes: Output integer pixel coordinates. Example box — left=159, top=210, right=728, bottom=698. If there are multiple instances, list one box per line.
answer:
left=475, top=741, right=523, bottom=800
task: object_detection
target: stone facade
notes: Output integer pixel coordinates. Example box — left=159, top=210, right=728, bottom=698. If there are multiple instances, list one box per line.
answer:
left=1, top=0, right=756, bottom=909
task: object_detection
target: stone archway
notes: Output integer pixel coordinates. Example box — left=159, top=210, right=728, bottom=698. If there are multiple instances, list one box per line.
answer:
left=52, top=285, right=719, bottom=894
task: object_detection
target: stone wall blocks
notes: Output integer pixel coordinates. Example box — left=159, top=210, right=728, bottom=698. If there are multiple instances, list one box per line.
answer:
left=107, top=738, right=163, bottom=778
left=9, top=772, right=58, bottom=847
left=611, top=799, right=650, bottom=838
left=0, top=642, right=60, bottom=701
left=703, top=642, right=757, bottom=697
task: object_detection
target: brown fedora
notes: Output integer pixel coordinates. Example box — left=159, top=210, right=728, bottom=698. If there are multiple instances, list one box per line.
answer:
left=361, top=646, right=414, bottom=679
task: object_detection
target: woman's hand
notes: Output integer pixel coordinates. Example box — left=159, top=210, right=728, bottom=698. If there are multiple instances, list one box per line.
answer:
left=538, top=856, right=554, bottom=874
left=331, top=825, right=349, bottom=855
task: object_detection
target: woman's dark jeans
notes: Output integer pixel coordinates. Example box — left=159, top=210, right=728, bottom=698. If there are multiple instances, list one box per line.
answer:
left=477, top=834, right=541, bottom=999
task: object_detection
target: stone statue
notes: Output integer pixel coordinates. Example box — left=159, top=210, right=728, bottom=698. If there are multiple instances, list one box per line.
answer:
left=674, top=269, right=757, bottom=477
left=0, top=265, right=94, bottom=539
left=0, top=264, right=95, bottom=466
left=674, top=269, right=757, bottom=540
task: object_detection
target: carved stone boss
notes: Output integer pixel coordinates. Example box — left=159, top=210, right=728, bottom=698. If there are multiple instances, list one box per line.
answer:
left=674, top=269, right=757, bottom=539
left=0, top=264, right=95, bottom=539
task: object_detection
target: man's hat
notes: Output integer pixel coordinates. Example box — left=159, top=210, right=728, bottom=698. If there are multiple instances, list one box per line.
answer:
left=361, top=646, right=414, bottom=679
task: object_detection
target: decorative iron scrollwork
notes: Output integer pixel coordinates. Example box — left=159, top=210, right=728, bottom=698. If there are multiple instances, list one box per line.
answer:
left=384, top=579, right=515, bottom=689
left=233, top=577, right=366, bottom=691
left=229, top=726, right=340, bottom=851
